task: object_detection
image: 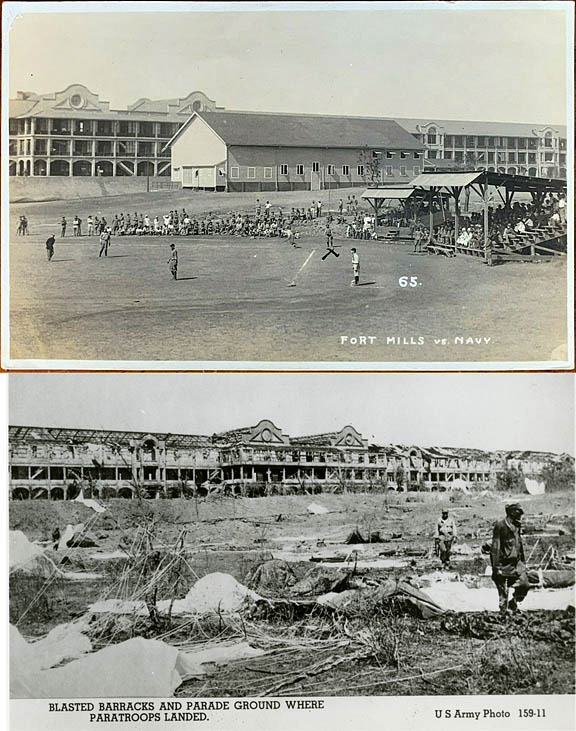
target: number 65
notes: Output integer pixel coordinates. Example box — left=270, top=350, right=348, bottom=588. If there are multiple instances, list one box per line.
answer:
left=399, top=276, right=419, bottom=287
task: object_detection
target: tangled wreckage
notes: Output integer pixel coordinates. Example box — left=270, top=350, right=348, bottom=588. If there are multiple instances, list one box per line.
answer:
left=9, top=485, right=575, bottom=699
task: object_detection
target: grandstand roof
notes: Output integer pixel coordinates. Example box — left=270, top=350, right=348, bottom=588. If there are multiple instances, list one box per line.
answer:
left=171, top=111, right=425, bottom=150
left=411, top=170, right=567, bottom=191
left=361, top=188, right=417, bottom=200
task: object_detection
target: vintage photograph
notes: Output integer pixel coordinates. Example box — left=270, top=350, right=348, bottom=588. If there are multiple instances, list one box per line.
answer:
left=2, top=1, right=573, bottom=369
left=8, top=372, right=575, bottom=714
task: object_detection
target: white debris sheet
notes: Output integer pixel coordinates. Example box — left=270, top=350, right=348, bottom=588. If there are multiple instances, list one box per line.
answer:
left=11, top=625, right=266, bottom=698
left=524, top=478, right=546, bottom=495
left=10, top=530, right=47, bottom=570
left=11, top=634, right=184, bottom=698
left=159, top=572, right=261, bottom=615
left=74, top=490, right=106, bottom=513
left=176, top=642, right=265, bottom=679
left=307, top=503, right=329, bottom=514
left=86, top=572, right=261, bottom=617
left=58, top=523, right=85, bottom=551
left=89, top=550, right=130, bottom=560
left=9, top=530, right=59, bottom=576
left=422, top=580, right=575, bottom=613
left=11, top=622, right=92, bottom=671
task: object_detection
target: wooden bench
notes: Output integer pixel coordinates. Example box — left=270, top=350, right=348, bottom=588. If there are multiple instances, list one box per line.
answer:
left=454, top=245, right=485, bottom=258
left=425, top=244, right=455, bottom=257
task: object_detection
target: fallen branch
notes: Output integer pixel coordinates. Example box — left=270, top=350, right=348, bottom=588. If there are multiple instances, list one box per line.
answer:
left=258, top=648, right=369, bottom=696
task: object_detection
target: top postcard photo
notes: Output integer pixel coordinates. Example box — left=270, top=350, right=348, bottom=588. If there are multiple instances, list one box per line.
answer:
left=1, top=1, right=574, bottom=371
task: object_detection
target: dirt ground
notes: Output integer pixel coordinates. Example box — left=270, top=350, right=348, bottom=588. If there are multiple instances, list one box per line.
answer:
left=10, top=490, right=575, bottom=696
left=9, top=189, right=568, bottom=363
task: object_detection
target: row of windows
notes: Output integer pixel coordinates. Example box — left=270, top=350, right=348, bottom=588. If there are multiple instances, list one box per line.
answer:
left=10, top=465, right=133, bottom=480
left=9, top=118, right=181, bottom=138
left=418, top=132, right=562, bottom=149
left=439, top=150, right=561, bottom=164
left=10, top=159, right=171, bottom=177
left=10, top=465, right=212, bottom=481
left=10, top=139, right=169, bottom=157
left=230, top=164, right=421, bottom=178
left=11, top=464, right=492, bottom=480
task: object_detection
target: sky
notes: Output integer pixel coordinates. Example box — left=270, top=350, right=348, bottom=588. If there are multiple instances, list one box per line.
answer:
left=6, top=2, right=570, bottom=124
left=8, top=373, right=574, bottom=455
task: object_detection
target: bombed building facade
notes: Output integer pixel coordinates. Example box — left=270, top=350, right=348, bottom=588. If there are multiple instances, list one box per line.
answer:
left=8, top=421, right=573, bottom=501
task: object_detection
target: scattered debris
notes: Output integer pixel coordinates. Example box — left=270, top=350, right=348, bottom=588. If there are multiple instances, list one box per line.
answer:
left=57, top=523, right=98, bottom=550
left=307, top=503, right=329, bottom=515
left=247, top=559, right=297, bottom=596
left=441, top=608, right=575, bottom=643
left=290, top=566, right=350, bottom=597
left=345, top=528, right=383, bottom=544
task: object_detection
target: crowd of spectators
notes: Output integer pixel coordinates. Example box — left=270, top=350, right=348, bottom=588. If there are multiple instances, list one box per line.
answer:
left=69, top=197, right=363, bottom=241
left=75, top=200, right=340, bottom=241
left=346, top=215, right=377, bottom=239
left=419, top=190, right=567, bottom=253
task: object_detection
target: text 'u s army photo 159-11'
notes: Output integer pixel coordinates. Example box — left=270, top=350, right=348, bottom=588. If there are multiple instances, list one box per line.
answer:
left=2, top=1, right=574, bottom=371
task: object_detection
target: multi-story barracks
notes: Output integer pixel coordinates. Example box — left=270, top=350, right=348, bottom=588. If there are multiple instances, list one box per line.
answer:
left=8, top=420, right=572, bottom=500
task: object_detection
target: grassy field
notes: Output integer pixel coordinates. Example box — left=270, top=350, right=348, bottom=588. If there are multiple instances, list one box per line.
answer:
left=8, top=189, right=569, bottom=364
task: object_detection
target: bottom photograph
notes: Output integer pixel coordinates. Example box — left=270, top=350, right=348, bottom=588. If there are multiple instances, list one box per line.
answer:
left=7, top=373, right=575, bottom=708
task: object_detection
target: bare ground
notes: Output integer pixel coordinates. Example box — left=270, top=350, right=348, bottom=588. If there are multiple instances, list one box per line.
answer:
left=8, top=189, right=568, bottom=364
left=10, top=490, right=575, bottom=696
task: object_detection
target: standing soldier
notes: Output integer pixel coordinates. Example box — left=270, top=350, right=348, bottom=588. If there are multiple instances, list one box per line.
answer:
left=167, top=243, right=178, bottom=280
left=99, top=228, right=111, bottom=257
left=435, top=509, right=457, bottom=568
left=414, top=226, right=423, bottom=253
left=73, top=215, right=81, bottom=237
left=484, top=236, right=494, bottom=267
left=326, top=224, right=334, bottom=252
left=61, top=217, right=67, bottom=237
left=45, top=233, right=56, bottom=262
left=87, top=215, right=94, bottom=236
left=350, top=248, right=360, bottom=286
left=285, top=226, right=296, bottom=248
left=490, top=503, right=531, bottom=614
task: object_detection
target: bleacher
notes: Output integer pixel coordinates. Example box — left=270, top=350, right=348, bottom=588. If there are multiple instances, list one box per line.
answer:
left=424, top=221, right=567, bottom=263
left=495, top=222, right=567, bottom=262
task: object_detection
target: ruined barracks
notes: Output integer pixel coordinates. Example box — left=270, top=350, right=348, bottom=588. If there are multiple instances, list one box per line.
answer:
left=8, top=421, right=571, bottom=501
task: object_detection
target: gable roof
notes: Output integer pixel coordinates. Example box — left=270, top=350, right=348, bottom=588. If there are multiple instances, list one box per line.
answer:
left=126, top=91, right=222, bottom=114
left=170, top=111, right=424, bottom=150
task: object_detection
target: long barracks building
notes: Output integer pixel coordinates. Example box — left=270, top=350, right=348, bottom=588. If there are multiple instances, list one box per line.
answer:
left=8, top=84, right=567, bottom=184
left=8, top=421, right=572, bottom=501
left=168, top=112, right=568, bottom=192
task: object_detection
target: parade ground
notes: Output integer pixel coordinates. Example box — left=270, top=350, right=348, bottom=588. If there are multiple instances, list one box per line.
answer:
left=8, top=190, right=569, bottom=365
left=10, top=488, right=576, bottom=696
